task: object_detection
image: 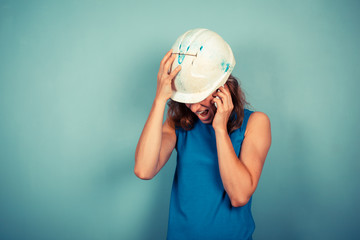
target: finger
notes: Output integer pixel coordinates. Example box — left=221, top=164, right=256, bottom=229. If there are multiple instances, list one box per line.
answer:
left=218, top=85, right=232, bottom=107
left=164, top=53, right=177, bottom=75
left=169, top=65, right=181, bottom=79
left=215, top=91, right=229, bottom=109
left=211, top=97, right=223, bottom=110
left=160, top=49, right=173, bottom=65
left=223, top=84, right=232, bottom=100
left=215, top=91, right=227, bottom=101
left=159, top=49, right=173, bottom=73
left=218, top=85, right=230, bottom=96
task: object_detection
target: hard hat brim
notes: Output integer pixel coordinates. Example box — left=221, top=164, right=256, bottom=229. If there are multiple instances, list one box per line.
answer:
left=170, top=71, right=232, bottom=104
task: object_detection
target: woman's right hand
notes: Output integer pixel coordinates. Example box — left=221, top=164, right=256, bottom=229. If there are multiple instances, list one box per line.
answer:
left=156, top=49, right=181, bottom=103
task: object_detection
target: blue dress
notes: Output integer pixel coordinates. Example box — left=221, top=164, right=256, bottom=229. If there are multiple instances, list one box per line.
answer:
left=167, top=109, right=255, bottom=240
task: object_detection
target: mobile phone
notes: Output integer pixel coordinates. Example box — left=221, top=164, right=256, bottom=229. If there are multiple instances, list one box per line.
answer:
left=214, top=96, right=220, bottom=108
left=213, top=85, right=224, bottom=108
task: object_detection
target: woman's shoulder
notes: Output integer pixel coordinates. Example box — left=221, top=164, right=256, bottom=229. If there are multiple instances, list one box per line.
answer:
left=248, top=110, right=269, bottom=120
left=245, top=111, right=271, bottom=137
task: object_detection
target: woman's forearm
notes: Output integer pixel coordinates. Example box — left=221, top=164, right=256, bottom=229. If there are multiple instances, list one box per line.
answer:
left=214, top=129, right=253, bottom=207
left=134, top=97, right=167, bottom=179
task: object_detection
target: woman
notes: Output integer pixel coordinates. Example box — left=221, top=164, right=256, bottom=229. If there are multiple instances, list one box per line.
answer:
left=135, top=29, right=271, bottom=240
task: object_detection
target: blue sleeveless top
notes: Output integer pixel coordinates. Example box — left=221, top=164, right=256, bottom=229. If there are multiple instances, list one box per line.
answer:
left=167, top=109, right=255, bottom=240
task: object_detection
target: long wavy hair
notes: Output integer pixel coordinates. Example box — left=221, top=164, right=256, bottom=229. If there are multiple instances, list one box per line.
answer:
left=167, top=74, right=249, bottom=133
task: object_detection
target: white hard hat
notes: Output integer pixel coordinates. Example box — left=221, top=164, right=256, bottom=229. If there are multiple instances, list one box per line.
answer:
left=170, top=28, right=236, bottom=104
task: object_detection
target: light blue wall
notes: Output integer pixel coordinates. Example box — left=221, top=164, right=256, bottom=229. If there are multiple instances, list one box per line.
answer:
left=1, top=0, right=359, bottom=239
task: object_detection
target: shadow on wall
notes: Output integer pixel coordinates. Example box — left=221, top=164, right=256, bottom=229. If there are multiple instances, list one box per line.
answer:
left=139, top=155, right=176, bottom=240
left=97, top=46, right=176, bottom=240
left=131, top=47, right=177, bottom=240
left=233, top=42, right=313, bottom=238
left=242, top=42, right=333, bottom=238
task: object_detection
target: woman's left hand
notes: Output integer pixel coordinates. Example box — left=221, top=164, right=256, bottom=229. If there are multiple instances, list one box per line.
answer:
left=212, top=84, right=234, bottom=132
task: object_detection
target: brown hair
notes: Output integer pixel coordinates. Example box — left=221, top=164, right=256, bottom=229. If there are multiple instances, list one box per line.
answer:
left=167, top=74, right=249, bottom=133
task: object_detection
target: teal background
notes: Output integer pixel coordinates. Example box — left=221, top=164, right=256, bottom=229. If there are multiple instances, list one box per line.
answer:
left=1, top=0, right=359, bottom=239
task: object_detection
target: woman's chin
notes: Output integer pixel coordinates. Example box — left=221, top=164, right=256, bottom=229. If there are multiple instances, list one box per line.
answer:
left=202, top=119, right=213, bottom=124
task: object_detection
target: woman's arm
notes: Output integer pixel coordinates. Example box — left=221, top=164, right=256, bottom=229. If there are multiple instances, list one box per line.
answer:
left=212, top=86, right=271, bottom=207
left=134, top=50, right=180, bottom=180
left=214, top=112, right=271, bottom=207
left=134, top=106, right=176, bottom=180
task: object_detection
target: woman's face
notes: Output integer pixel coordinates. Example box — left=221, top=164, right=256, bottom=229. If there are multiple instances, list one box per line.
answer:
left=185, top=90, right=217, bottom=124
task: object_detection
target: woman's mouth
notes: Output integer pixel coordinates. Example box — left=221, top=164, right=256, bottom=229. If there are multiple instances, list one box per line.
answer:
left=196, top=109, right=210, bottom=121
